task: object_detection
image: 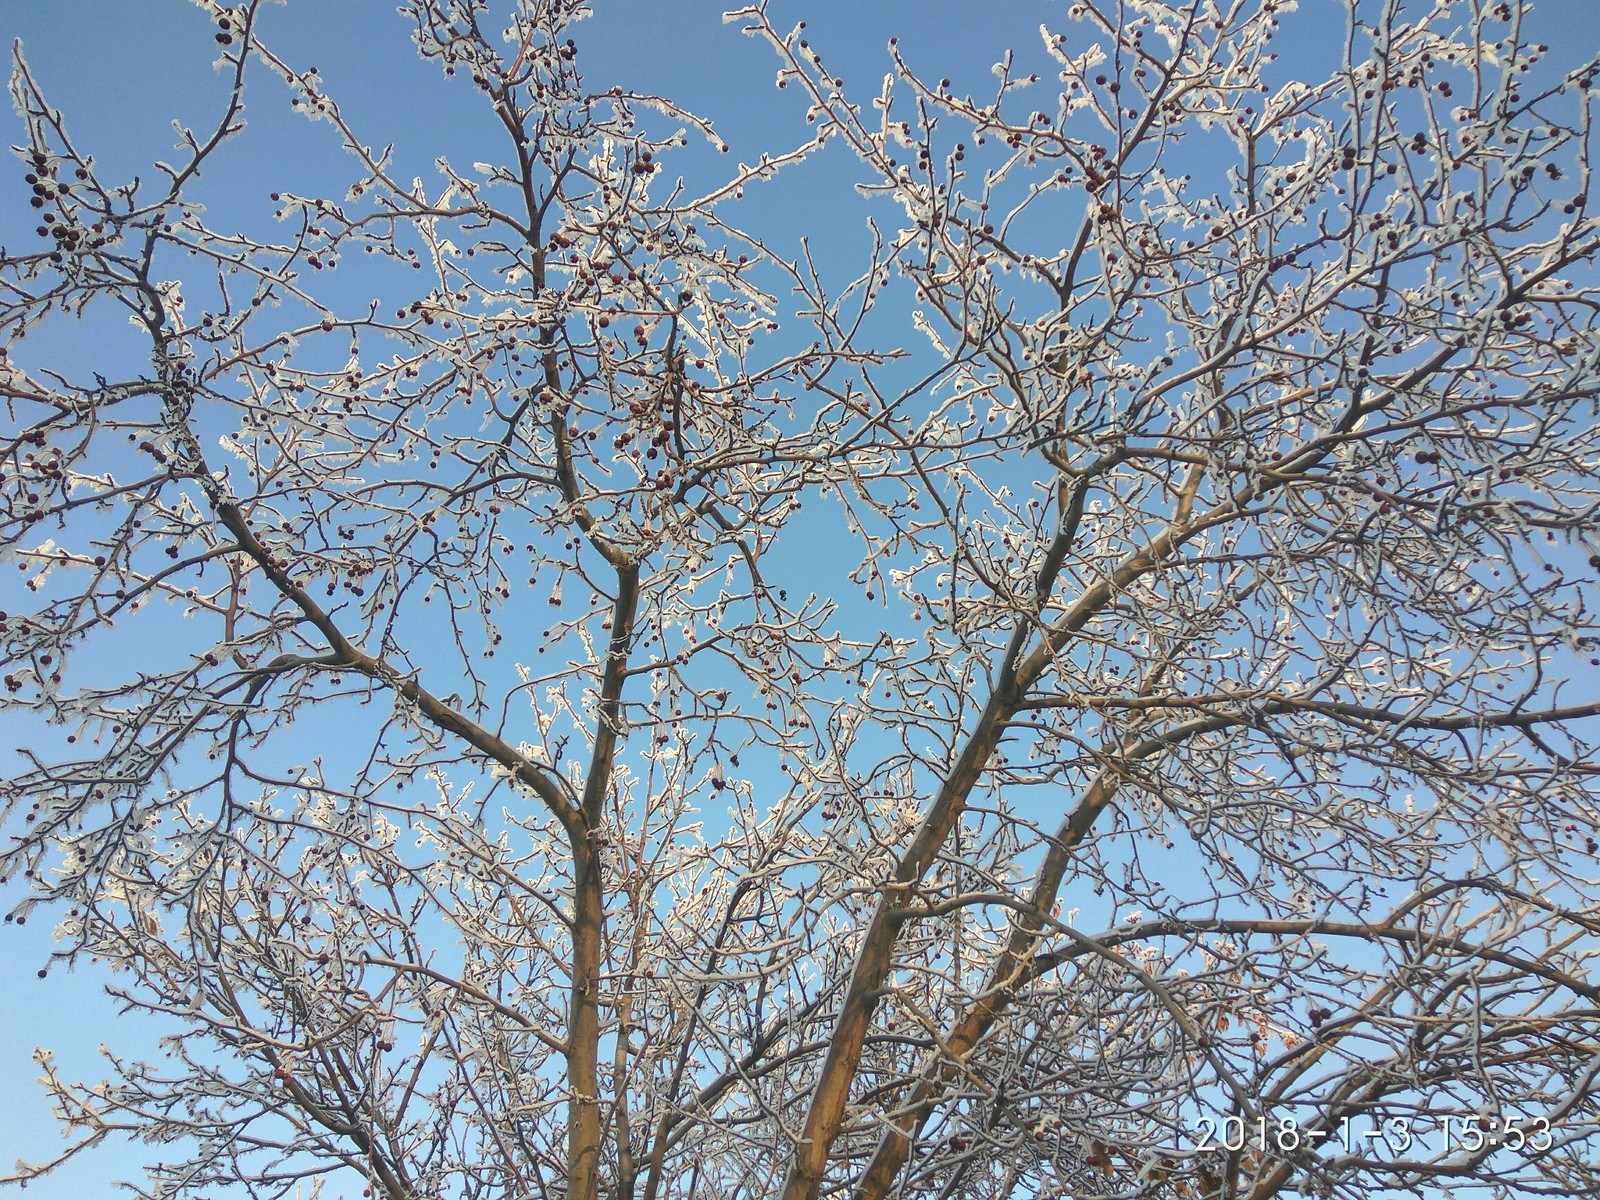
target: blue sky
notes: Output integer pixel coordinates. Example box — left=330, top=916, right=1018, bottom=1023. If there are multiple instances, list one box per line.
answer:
left=3, top=1, right=1599, bottom=1197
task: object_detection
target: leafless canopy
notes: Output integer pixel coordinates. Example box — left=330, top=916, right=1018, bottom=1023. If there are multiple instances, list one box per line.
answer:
left=3, top=1, right=1600, bottom=1198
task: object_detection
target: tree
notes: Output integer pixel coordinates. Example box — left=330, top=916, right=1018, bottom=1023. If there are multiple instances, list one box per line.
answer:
left=3, top=0, right=1599, bottom=1197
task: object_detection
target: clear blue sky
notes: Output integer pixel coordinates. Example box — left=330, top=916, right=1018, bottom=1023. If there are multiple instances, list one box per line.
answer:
left=2, top=1, right=1597, bottom=1196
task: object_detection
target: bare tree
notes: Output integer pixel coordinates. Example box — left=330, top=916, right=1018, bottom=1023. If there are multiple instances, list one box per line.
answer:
left=3, top=1, right=1600, bottom=1198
